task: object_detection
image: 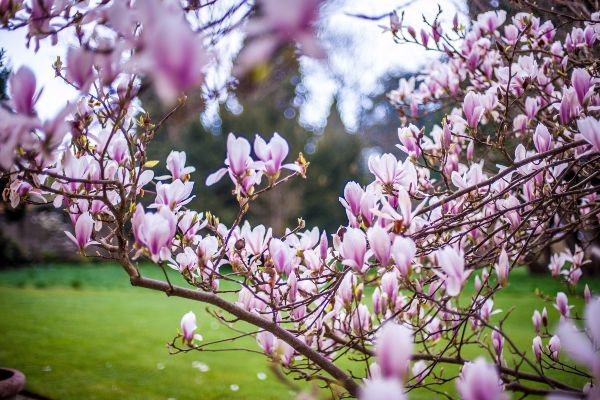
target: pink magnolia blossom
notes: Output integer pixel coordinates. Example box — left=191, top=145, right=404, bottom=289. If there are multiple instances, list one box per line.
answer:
left=457, top=357, right=507, bottom=400
left=463, top=92, right=484, bottom=129
left=254, top=132, right=298, bottom=176
left=380, top=272, right=398, bottom=306
left=152, top=179, right=195, bottom=210
left=491, top=329, right=504, bottom=357
left=359, top=378, right=406, bottom=400
left=352, top=304, right=371, bottom=334
left=391, top=236, right=416, bottom=276
left=66, top=47, right=95, bottom=91
left=64, top=211, right=98, bottom=251
left=235, top=0, right=323, bottom=75
left=138, top=2, right=209, bottom=103
left=172, top=247, right=198, bottom=273
left=548, top=335, right=561, bottom=361
left=368, top=153, right=404, bottom=186
left=375, top=322, right=413, bottom=381
left=397, top=124, right=422, bottom=159
left=269, top=238, right=294, bottom=275
left=572, top=68, right=593, bottom=105
left=559, top=88, right=579, bottom=125
left=242, top=223, right=272, bottom=255
left=338, top=272, right=356, bottom=308
left=367, top=225, right=391, bottom=267
left=340, top=228, right=368, bottom=273
left=532, top=310, right=542, bottom=333
left=340, top=181, right=364, bottom=217
left=577, top=117, right=600, bottom=153
left=135, top=207, right=177, bottom=262
left=477, top=10, right=507, bottom=33
left=585, top=284, right=592, bottom=304
left=533, top=123, right=553, bottom=153
left=532, top=336, right=543, bottom=361
left=525, top=97, right=540, bottom=120
left=436, top=246, right=471, bottom=297
left=206, top=134, right=254, bottom=185
left=554, top=292, right=572, bottom=320
left=158, top=151, right=196, bottom=181
left=495, top=248, right=510, bottom=287
left=556, top=298, right=600, bottom=379
left=9, top=66, right=39, bottom=115
left=180, top=311, right=197, bottom=344
left=420, top=28, right=429, bottom=48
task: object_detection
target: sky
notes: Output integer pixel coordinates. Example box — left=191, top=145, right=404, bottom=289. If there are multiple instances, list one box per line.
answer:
left=0, top=0, right=467, bottom=129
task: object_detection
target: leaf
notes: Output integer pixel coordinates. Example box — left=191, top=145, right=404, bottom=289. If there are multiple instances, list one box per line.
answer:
left=144, top=160, right=159, bottom=168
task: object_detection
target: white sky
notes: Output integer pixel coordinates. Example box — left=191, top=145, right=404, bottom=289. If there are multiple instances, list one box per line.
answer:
left=0, top=0, right=467, bottom=128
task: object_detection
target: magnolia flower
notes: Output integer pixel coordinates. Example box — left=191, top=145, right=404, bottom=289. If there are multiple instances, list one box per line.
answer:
left=178, top=211, right=203, bottom=241
left=412, top=360, right=427, bottom=384
left=495, top=248, right=510, bottom=287
left=559, top=88, right=579, bottom=125
left=491, top=329, right=504, bottom=358
left=372, top=288, right=385, bottom=316
left=525, top=97, right=540, bottom=120
left=577, top=117, right=600, bottom=154
left=533, top=123, right=553, bottom=153
left=548, top=335, right=561, bottom=361
left=269, top=238, right=294, bottom=275
left=242, top=223, right=272, bottom=255
left=135, top=207, right=177, bottom=262
left=367, top=225, right=391, bottom=267
left=532, top=336, right=543, bottom=361
left=340, top=181, right=364, bottom=217
left=463, top=92, right=484, bottom=129
left=138, top=1, right=209, bottom=103
left=368, top=153, right=403, bottom=186
left=351, top=304, right=371, bottom=334
left=9, top=66, right=39, bottom=115
left=159, top=151, right=195, bottom=181
left=206, top=133, right=255, bottom=185
left=340, top=228, right=368, bottom=273
left=338, top=272, right=356, bottom=308
left=286, top=227, right=320, bottom=251
left=391, top=236, right=416, bottom=277
left=397, top=124, right=421, bottom=159
left=234, top=0, right=323, bottom=75
left=152, top=179, right=195, bottom=210
left=375, top=322, right=413, bottom=381
left=254, top=133, right=298, bottom=176
left=359, top=378, right=406, bottom=400
left=65, top=212, right=98, bottom=251
left=436, top=246, right=470, bottom=297
left=548, top=253, right=565, bottom=277
left=572, top=68, right=593, bottom=105
left=457, top=357, right=507, bottom=400
left=585, top=284, right=592, bottom=304
left=555, top=298, right=600, bottom=378
left=476, top=10, right=507, bottom=33
left=172, top=247, right=198, bottom=272
left=257, top=330, right=276, bottom=355
left=66, top=47, right=94, bottom=91
left=380, top=272, right=398, bottom=306
left=180, top=311, right=197, bottom=344
left=555, top=292, right=573, bottom=320
left=532, top=310, right=542, bottom=333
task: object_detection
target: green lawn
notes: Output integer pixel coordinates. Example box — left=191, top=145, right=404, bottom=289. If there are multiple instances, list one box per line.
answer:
left=0, top=263, right=598, bottom=399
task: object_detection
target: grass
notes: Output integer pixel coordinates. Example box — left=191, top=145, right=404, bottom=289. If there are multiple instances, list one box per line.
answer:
left=0, top=263, right=599, bottom=399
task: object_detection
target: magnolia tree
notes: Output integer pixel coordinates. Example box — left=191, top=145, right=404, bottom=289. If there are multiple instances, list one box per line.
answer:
left=2, top=0, right=600, bottom=398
